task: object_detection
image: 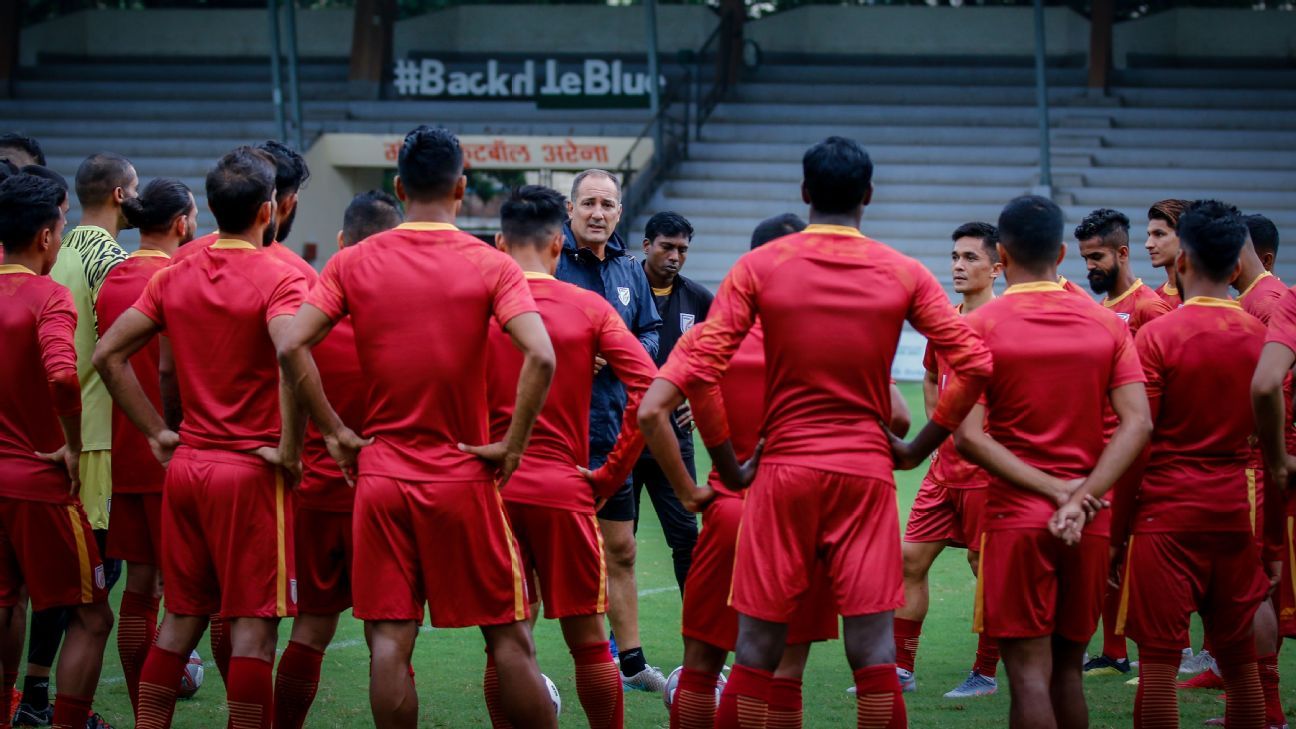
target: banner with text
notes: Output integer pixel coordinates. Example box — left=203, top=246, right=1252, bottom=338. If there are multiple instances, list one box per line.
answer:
left=314, top=133, right=654, bottom=172
left=392, top=58, right=665, bottom=108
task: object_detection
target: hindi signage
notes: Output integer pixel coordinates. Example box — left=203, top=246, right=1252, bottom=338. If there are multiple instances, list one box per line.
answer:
left=314, top=133, right=654, bottom=172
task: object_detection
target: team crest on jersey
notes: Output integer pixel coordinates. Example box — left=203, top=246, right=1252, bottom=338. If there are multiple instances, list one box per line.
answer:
left=681, top=313, right=696, bottom=332
left=617, top=287, right=631, bottom=306
left=94, top=565, right=105, bottom=590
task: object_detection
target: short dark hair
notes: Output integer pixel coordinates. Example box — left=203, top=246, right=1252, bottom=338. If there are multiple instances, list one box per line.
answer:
left=122, top=178, right=193, bottom=234
left=1244, top=213, right=1280, bottom=259
left=206, top=147, right=276, bottom=234
left=644, top=211, right=693, bottom=244
left=1148, top=199, right=1189, bottom=229
left=1177, top=200, right=1247, bottom=283
left=255, top=140, right=310, bottom=200
left=0, top=173, right=65, bottom=254
left=0, top=133, right=45, bottom=166
left=1074, top=208, right=1130, bottom=249
left=750, top=213, right=806, bottom=249
left=341, top=189, right=403, bottom=246
left=0, top=159, right=18, bottom=182
left=952, top=221, right=999, bottom=261
left=21, top=165, right=68, bottom=201
left=74, top=152, right=135, bottom=208
left=997, top=195, right=1064, bottom=268
left=500, top=185, right=567, bottom=248
left=398, top=125, right=463, bottom=202
left=802, top=137, right=873, bottom=216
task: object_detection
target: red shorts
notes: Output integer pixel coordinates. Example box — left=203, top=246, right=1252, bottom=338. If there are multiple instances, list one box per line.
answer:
left=683, top=493, right=838, bottom=651
left=352, top=476, right=528, bottom=627
left=903, top=477, right=987, bottom=550
left=1119, top=531, right=1269, bottom=651
left=975, top=528, right=1107, bottom=642
left=161, top=448, right=296, bottom=619
left=731, top=463, right=902, bottom=622
left=0, top=498, right=107, bottom=611
left=1248, top=467, right=1265, bottom=555
left=1281, top=509, right=1296, bottom=638
left=504, top=501, right=605, bottom=619
left=106, top=492, right=162, bottom=565
left=294, top=507, right=353, bottom=616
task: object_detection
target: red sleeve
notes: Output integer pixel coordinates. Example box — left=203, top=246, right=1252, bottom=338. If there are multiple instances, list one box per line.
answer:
left=678, top=255, right=759, bottom=389
left=39, top=287, right=81, bottom=417
left=1108, top=322, right=1146, bottom=390
left=488, top=255, right=539, bottom=328
left=304, top=250, right=348, bottom=322
left=1265, top=290, right=1296, bottom=354
left=591, top=305, right=660, bottom=497
left=266, top=268, right=307, bottom=322
left=1134, top=296, right=1173, bottom=332
left=905, top=262, right=992, bottom=430
left=131, top=266, right=168, bottom=330
left=659, top=326, right=732, bottom=449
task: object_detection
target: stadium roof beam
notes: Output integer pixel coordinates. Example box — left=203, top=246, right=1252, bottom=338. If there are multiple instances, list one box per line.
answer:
left=1032, top=0, right=1053, bottom=196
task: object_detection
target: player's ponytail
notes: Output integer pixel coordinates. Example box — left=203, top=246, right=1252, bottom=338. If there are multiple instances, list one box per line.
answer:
left=124, top=177, right=193, bottom=233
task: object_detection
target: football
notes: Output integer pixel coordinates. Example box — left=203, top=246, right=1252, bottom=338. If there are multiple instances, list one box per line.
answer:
left=663, top=666, right=727, bottom=709
left=541, top=673, right=560, bottom=716
left=177, top=650, right=205, bottom=700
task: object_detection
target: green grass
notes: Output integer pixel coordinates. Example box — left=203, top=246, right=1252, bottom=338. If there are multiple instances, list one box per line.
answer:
left=81, top=382, right=1292, bottom=726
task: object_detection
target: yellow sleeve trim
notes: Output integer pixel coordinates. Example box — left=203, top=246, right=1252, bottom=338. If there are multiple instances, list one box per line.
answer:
left=211, top=238, right=257, bottom=250
left=1102, top=279, right=1145, bottom=308
left=1005, top=281, right=1066, bottom=295
left=803, top=224, right=865, bottom=238
left=522, top=271, right=556, bottom=280
left=129, top=249, right=171, bottom=259
left=1183, top=296, right=1242, bottom=310
left=397, top=221, right=460, bottom=232
left=0, top=264, right=37, bottom=275
left=1238, top=271, right=1274, bottom=302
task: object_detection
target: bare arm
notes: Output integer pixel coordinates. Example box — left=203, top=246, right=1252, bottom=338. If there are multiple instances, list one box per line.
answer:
left=637, top=378, right=714, bottom=512
left=258, top=315, right=305, bottom=482
left=93, top=308, right=178, bottom=465
left=954, top=403, right=1075, bottom=504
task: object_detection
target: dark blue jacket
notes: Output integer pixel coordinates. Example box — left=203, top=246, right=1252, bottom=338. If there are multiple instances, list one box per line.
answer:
left=556, top=223, right=662, bottom=455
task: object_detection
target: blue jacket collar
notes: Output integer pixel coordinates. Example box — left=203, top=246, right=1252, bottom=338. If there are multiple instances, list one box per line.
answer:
left=563, top=221, right=627, bottom=259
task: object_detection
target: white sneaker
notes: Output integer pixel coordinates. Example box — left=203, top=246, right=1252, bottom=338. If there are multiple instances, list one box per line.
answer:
left=943, top=671, right=996, bottom=698
left=622, top=665, right=668, bottom=693
left=1180, top=649, right=1217, bottom=676
left=846, top=667, right=916, bottom=695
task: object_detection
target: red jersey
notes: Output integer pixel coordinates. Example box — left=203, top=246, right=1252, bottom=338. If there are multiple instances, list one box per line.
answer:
left=1059, top=276, right=1091, bottom=299
left=922, top=311, right=991, bottom=489
left=305, top=222, right=537, bottom=482
left=175, top=233, right=318, bottom=286
left=94, top=249, right=170, bottom=493
left=1240, top=272, right=1287, bottom=324
left=1262, top=286, right=1296, bottom=458
left=660, top=321, right=767, bottom=500
left=1102, top=279, right=1173, bottom=334
left=0, top=265, right=81, bottom=502
left=486, top=273, right=655, bottom=513
left=298, top=316, right=366, bottom=511
left=1133, top=299, right=1265, bottom=534
left=133, top=239, right=306, bottom=451
left=1154, top=280, right=1182, bottom=308
left=675, top=225, right=992, bottom=480
left=965, top=281, right=1144, bottom=533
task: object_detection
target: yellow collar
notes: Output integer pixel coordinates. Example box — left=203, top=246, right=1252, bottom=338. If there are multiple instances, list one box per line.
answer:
left=1184, top=296, right=1242, bottom=310
left=397, top=222, right=459, bottom=232
left=803, top=224, right=865, bottom=238
left=1238, top=271, right=1274, bottom=301
left=0, top=263, right=37, bottom=276
left=1005, top=281, right=1066, bottom=295
left=1102, top=278, right=1145, bottom=308
left=130, top=249, right=171, bottom=259
left=1161, top=282, right=1179, bottom=296
left=211, top=238, right=257, bottom=250
left=523, top=271, right=556, bottom=280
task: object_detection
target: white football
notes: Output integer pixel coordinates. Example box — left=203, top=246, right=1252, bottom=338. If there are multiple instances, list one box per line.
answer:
left=664, top=666, right=727, bottom=709
left=541, top=673, right=560, bottom=715
left=178, top=650, right=204, bottom=699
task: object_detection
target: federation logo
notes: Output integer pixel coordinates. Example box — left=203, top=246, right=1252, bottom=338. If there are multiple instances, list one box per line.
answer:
left=617, top=286, right=631, bottom=306
left=680, top=313, right=696, bottom=332
left=94, top=565, right=105, bottom=590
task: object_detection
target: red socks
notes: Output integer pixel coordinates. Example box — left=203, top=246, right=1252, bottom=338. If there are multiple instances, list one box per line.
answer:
left=227, top=656, right=274, bottom=729
left=209, top=614, right=231, bottom=682
left=716, top=665, right=772, bottom=729
left=482, top=651, right=513, bottom=729
left=1100, top=589, right=1129, bottom=661
left=136, top=646, right=187, bottom=729
left=118, top=590, right=160, bottom=711
left=972, top=634, right=999, bottom=678
left=892, top=618, right=921, bottom=673
left=1133, top=648, right=1180, bottom=728
left=273, top=641, right=325, bottom=729
left=0, top=670, right=16, bottom=729
left=50, top=694, right=92, bottom=729
left=571, top=641, right=622, bottom=729
left=766, top=676, right=803, bottom=729
left=1259, top=652, right=1285, bottom=727
left=853, top=664, right=906, bottom=729
left=1216, top=641, right=1265, bottom=729
left=672, top=668, right=719, bottom=729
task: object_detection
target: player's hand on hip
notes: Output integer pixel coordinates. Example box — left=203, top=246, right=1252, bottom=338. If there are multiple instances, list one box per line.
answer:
left=737, top=439, right=765, bottom=488
left=886, top=429, right=922, bottom=471
left=593, top=354, right=607, bottom=376
left=148, top=429, right=180, bottom=468
left=683, top=484, right=716, bottom=513
left=325, top=425, right=373, bottom=488
left=36, top=445, right=81, bottom=496
left=459, top=440, right=522, bottom=486
left=674, top=402, right=695, bottom=432
left=251, top=446, right=303, bottom=486
left=1267, top=560, right=1283, bottom=599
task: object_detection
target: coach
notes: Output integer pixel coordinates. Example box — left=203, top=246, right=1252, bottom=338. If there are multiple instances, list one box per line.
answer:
left=557, top=169, right=665, bottom=692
